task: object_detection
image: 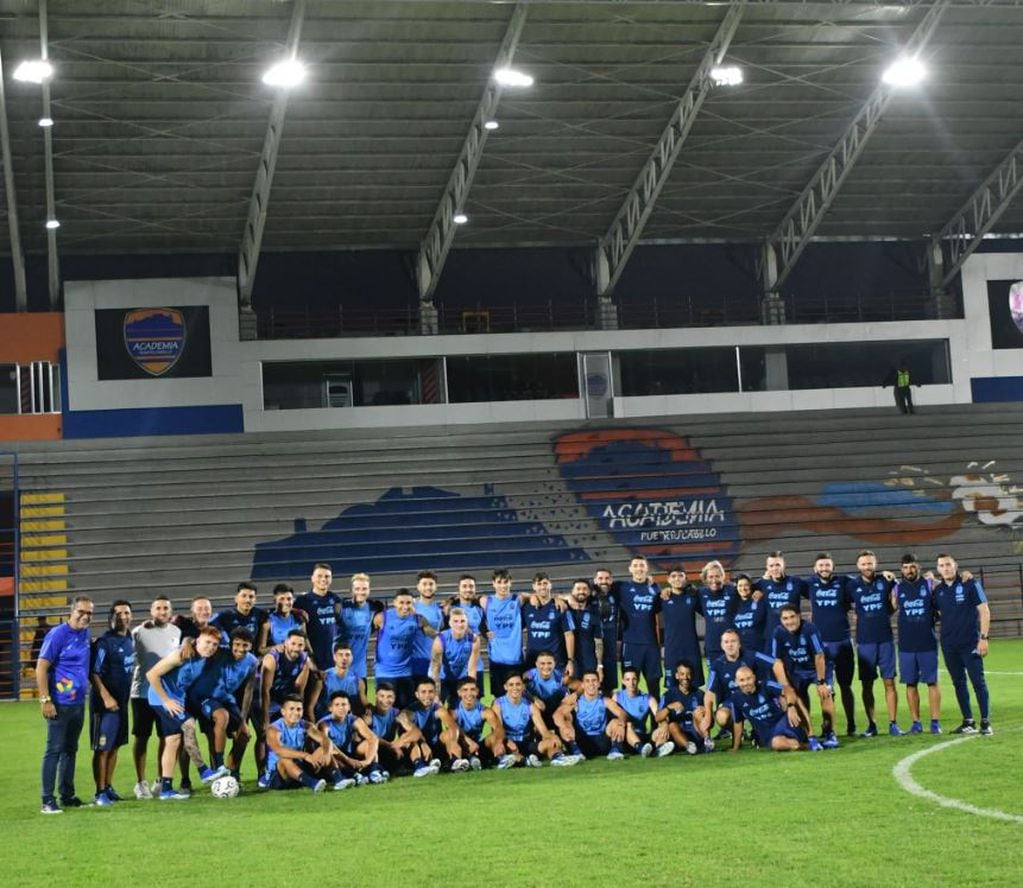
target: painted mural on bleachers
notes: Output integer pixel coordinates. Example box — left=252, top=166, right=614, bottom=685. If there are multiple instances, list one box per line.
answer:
left=250, top=428, right=1023, bottom=584
left=554, top=429, right=741, bottom=571
left=251, top=485, right=589, bottom=579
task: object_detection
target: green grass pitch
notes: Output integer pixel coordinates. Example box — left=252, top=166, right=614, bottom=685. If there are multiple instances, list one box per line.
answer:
left=5, top=641, right=1023, bottom=887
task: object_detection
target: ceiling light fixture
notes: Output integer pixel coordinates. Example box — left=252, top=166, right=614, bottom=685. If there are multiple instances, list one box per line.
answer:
left=262, top=58, right=306, bottom=88
left=882, top=55, right=926, bottom=87
left=453, top=212, right=469, bottom=225
left=483, top=119, right=500, bottom=131
left=45, top=219, right=60, bottom=230
left=710, top=65, right=743, bottom=87
left=38, top=116, right=54, bottom=127
left=494, top=67, right=533, bottom=88
left=13, top=60, right=54, bottom=83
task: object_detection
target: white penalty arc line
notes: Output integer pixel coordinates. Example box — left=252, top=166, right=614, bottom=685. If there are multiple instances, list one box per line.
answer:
left=892, top=737, right=1023, bottom=825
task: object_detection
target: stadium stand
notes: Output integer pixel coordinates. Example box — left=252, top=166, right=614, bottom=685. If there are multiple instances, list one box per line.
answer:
left=7, top=403, right=1023, bottom=692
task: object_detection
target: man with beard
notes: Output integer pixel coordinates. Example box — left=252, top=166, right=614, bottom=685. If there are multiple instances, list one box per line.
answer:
left=591, top=568, right=619, bottom=694
left=565, top=579, right=603, bottom=679
left=893, top=554, right=941, bottom=734
left=803, top=553, right=857, bottom=736
left=848, top=550, right=901, bottom=737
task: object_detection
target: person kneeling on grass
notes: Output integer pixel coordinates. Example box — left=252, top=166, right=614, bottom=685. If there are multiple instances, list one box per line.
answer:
left=398, top=677, right=459, bottom=776
left=267, top=694, right=342, bottom=792
left=554, top=669, right=630, bottom=761
left=318, top=692, right=385, bottom=786
left=614, top=666, right=675, bottom=758
left=145, top=627, right=231, bottom=800
left=450, top=677, right=489, bottom=770
left=486, top=672, right=578, bottom=769
left=729, top=666, right=823, bottom=752
left=655, top=660, right=712, bottom=754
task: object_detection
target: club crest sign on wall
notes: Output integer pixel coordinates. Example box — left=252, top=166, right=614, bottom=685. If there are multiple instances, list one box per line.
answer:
left=1010, top=281, right=1023, bottom=335
left=122, top=308, right=187, bottom=376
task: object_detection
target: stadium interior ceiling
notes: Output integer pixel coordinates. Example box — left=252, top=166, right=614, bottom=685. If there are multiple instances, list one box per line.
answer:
left=0, top=0, right=1022, bottom=310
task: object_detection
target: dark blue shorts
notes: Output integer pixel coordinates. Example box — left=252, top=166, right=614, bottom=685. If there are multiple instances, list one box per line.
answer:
left=198, top=698, right=244, bottom=733
left=622, top=643, right=662, bottom=684
left=857, top=642, right=896, bottom=681
left=823, top=640, right=855, bottom=686
left=577, top=731, right=611, bottom=758
left=899, top=649, right=938, bottom=685
left=90, top=706, right=128, bottom=751
left=768, top=713, right=807, bottom=747
left=152, top=702, right=188, bottom=737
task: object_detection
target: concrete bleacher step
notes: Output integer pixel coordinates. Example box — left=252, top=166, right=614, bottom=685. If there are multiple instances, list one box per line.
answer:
left=4, top=404, right=1021, bottom=642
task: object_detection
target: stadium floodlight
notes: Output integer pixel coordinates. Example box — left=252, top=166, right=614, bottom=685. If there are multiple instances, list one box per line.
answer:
left=38, top=117, right=54, bottom=127
left=453, top=212, right=469, bottom=225
left=882, top=55, right=926, bottom=87
left=13, top=60, right=54, bottom=83
left=262, top=58, right=307, bottom=88
left=483, top=119, right=500, bottom=131
left=709, top=65, right=743, bottom=87
left=494, top=67, right=533, bottom=88
left=45, top=219, right=60, bottom=230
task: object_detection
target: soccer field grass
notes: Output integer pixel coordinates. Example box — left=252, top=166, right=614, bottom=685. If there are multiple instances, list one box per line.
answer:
left=6, top=641, right=1023, bottom=887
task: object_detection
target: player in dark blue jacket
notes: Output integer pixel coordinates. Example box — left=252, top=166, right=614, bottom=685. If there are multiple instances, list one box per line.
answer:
left=933, top=553, right=992, bottom=735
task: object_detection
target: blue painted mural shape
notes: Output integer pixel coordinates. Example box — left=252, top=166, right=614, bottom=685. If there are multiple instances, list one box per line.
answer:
left=555, top=429, right=741, bottom=571
left=250, top=485, right=589, bottom=579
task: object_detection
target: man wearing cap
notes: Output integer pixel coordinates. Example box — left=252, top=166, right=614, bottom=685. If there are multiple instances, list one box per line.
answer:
left=893, top=554, right=941, bottom=734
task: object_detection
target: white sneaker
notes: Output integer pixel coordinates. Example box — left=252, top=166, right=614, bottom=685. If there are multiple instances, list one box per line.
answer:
left=496, top=754, right=516, bottom=770
left=685, top=741, right=699, bottom=755
left=150, top=779, right=162, bottom=796
left=427, top=758, right=442, bottom=775
left=134, top=780, right=153, bottom=800
left=606, top=749, right=625, bottom=761
left=639, top=742, right=653, bottom=758
left=332, top=778, right=356, bottom=791
left=656, top=741, right=675, bottom=758
left=525, top=754, right=542, bottom=768
left=451, top=758, right=470, bottom=773
left=469, top=756, right=482, bottom=771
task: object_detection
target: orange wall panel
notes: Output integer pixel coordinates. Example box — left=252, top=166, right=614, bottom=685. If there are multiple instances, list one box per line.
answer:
left=0, top=313, right=65, bottom=363
left=0, top=415, right=61, bottom=441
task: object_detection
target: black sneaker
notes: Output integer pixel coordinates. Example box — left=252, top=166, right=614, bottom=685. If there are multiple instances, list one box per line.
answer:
left=846, top=724, right=857, bottom=737
left=951, top=720, right=977, bottom=734
left=59, top=796, right=87, bottom=808
left=979, top=720, right=994, bottom=736
left=860, top=723, right=879, bottom=738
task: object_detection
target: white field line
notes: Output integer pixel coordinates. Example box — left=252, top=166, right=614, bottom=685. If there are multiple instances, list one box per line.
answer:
left=892, top=732, right=1023, bottom=825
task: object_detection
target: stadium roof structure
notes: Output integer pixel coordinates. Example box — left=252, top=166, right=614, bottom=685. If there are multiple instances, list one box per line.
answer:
left=1, top=0, right=1023, bottom=306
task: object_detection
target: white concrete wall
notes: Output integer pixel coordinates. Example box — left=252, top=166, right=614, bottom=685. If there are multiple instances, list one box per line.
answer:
left=240, top=318, right=968, bottom=430
left=61, top=257, right=1023, bottom=431
left=960, top=252, right=1023, bottom=380
left=64, top=277, right=241, bottom=410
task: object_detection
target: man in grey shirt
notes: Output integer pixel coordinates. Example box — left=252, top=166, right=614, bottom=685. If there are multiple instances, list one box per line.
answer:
left=130, top=596, right=181, bottom=799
